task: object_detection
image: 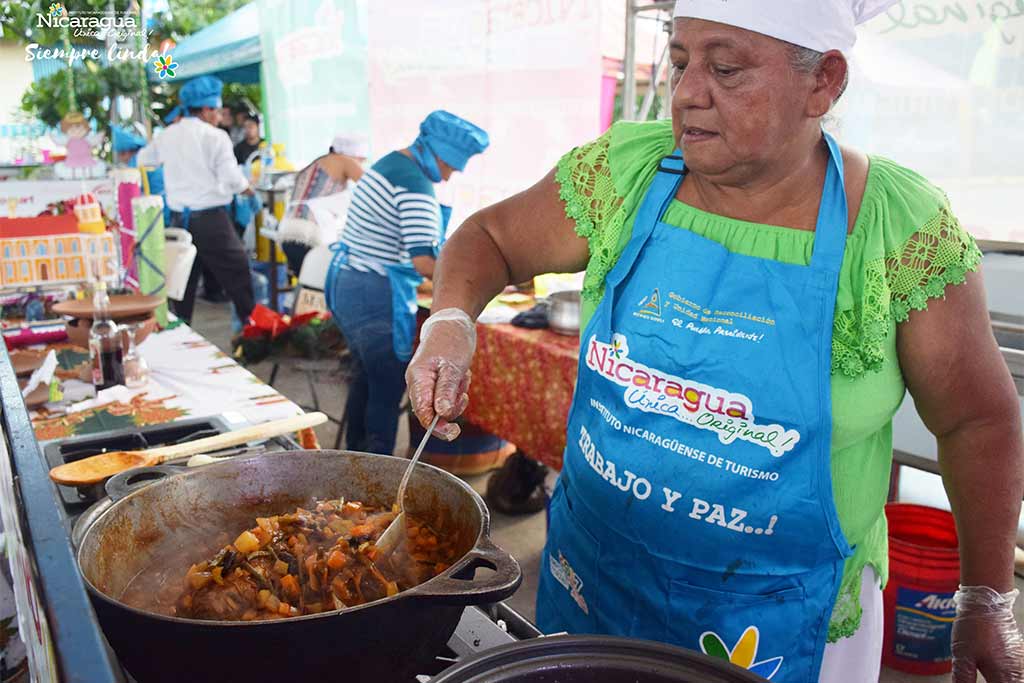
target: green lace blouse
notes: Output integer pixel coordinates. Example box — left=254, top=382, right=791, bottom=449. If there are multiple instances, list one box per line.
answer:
left=555, top=119, right=982, bottom=642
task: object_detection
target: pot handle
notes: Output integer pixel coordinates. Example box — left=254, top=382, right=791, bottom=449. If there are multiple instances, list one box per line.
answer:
left=412, top=536, right=523, bottom=606
left=105, top=465, right=177, bottom=502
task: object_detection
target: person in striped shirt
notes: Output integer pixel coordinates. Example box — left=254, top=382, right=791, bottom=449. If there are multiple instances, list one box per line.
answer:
left=326, top=110, right=489, bottom=455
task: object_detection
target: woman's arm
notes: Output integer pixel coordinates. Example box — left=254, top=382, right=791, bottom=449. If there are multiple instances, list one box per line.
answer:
left=407, top=168, right=590, bottom=437
left=431, top=167, right=590, bottom=317
left=897, top=270, right=1022, bottom=592
left=897, top=269, right=1024, bottom=681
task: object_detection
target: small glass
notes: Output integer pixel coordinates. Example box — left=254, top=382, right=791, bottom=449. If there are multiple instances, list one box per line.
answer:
left=122, top=323, right=150, bottom=389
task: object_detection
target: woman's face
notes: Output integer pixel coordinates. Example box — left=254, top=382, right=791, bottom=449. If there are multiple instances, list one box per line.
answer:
left=669, top=19, right=819, bottom=183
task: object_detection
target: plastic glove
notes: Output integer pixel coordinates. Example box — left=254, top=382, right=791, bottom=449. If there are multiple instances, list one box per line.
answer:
left=952, top=585, right=1024, bottom=683
left=406, top=308, right=476, bottom=441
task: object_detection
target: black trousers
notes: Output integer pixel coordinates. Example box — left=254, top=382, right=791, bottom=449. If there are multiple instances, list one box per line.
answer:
left=170, top=207, right=255, bottom=324
left=200, top=213, right=247, bottom=297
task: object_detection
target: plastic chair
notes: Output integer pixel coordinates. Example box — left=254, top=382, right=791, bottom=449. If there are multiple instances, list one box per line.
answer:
left=298, top=244, right=332, bottom=291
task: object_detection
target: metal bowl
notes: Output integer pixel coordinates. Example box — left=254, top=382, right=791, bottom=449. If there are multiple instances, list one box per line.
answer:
left=546, top=290, right=581, bottom=336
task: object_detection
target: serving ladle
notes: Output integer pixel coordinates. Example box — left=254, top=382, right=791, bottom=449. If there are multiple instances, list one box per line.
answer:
left=375, top=414, right=441, bottom=557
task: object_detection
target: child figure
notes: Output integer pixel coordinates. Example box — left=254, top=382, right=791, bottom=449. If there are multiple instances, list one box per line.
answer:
left=53, top=112, right=106, bottom=179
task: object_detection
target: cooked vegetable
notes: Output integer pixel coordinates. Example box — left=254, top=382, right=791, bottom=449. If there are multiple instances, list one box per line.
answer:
left=234, top=530, right=261, bottom=554
left=173, top=499, right=457, bottom=621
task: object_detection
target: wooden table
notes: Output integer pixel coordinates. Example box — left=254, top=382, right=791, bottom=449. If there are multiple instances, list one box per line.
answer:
left=23, top=323, right=302, bottom=442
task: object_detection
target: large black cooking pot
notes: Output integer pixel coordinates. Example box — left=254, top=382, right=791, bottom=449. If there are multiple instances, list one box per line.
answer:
left=76, top=450, right=522, bottom=682
left=432, top=635, right=770, bottom=682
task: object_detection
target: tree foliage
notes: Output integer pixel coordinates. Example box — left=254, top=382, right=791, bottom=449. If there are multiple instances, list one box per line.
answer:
left=22, top=59, right=141, bottom=128
left=11, top=0, right=261, bottom=134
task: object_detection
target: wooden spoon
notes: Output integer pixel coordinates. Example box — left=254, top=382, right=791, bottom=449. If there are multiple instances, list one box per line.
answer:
left=49, top=412, right=327, bottom=486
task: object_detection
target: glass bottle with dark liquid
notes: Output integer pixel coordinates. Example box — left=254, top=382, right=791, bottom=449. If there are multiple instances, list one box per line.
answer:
left=89, top=281, right=125, bottom=390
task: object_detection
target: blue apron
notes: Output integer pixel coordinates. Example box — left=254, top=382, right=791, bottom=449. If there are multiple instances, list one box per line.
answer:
left=325, top=204, right=452, bottom=361
left=174, top=205, right=229, bottom=231
left=324, top=241, right=349, bottom=314
left=537, top=134, right=851, bottom=683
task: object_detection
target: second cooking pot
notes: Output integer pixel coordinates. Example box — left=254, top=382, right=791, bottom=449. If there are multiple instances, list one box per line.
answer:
left=77, top=450, right=522, bottom=683
left=431, top=635, right=770, bottom=682
left=546, top=290, right=581, bottom=336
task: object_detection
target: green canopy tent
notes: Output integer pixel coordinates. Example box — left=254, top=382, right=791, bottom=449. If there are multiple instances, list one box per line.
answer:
left=152, top=0, right=369, bottom=168
left=148, top=1, right=261, bottom=85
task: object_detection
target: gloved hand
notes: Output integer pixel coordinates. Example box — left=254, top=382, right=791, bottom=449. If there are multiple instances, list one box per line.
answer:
left=952, top=585, right=1024, bottom=683
left=406, top=308, right=476, bottom=441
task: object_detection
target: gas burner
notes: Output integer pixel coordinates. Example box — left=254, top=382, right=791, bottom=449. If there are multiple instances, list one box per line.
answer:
left=413, top=604, right=543, bottom=681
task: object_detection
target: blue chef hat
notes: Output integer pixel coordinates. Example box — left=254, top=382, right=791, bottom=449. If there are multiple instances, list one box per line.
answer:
left=409, top=110, right=489, bottom=182
left=163, top=105, right=183, bottom=124
left=179, top=75, right=224, bottom=111
left=112, top=124, right=147, bottom=153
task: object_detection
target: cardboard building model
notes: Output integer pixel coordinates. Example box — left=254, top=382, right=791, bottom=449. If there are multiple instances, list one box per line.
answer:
left=0, top=213, right=116, bottom=289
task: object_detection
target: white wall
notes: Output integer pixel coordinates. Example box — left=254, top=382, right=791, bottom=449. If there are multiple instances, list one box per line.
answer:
left=368, top=0, right=605, bottom=230
left=0, top=44, right=35, bottom=126
left=838, top=4, right=1024, bottom=243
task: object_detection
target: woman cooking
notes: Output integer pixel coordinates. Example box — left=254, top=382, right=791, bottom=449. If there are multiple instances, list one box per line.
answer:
left=327, top=110, right=488, bottom=456
left=406, top=2, right=1024, bottom=682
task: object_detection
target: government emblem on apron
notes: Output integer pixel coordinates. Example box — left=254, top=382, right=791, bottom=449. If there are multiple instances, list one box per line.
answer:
left=700, top=626, right=784, bottom=680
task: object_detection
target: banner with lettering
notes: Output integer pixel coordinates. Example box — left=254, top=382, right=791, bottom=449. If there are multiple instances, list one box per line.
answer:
left=366, top=0, right=604, bottom=232
left=840, top=1, right=1024, bottom=242
left=258, top=0, right=369, bottom=168
left=0, top=179, right=113, bottom=218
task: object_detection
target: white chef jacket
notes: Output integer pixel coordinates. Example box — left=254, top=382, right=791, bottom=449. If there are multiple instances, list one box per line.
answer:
left=137, top=117, right=249, bottom=212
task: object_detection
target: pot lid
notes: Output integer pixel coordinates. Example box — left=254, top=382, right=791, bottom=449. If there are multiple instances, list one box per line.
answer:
left=430, top=634, right=769, bottom=683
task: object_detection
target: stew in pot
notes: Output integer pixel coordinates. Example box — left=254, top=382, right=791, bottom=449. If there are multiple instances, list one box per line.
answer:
left=122, top=499, right=458, bottom=621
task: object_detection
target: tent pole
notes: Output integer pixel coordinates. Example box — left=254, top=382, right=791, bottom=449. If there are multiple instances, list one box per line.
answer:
left=638, top=40, right=668, bottom=120
left=623, top=0, right=637, bottom=121
left=260, top=61, right=271, bottom=141
left=624, top=1, right=673, bottom=121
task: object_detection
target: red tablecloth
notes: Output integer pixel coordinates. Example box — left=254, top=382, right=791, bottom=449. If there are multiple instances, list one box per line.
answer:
left=464, top=324, right=579, bottom=470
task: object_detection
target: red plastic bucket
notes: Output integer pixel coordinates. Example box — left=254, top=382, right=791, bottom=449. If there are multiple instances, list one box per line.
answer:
left=882, top=503, right=960, bottom=675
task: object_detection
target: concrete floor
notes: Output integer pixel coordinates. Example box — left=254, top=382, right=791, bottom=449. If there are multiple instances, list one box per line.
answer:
left=191, top=298, right=1012, bottom=683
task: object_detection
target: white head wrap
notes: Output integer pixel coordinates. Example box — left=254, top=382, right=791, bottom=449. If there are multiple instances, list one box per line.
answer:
left=330, top=134, right=369, bottom=159
left=673, top=0, right=899, bottom=53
